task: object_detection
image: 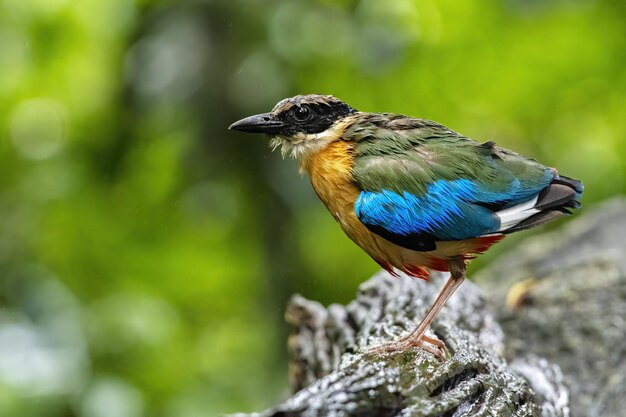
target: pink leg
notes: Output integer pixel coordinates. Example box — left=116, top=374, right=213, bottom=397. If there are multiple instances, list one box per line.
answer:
left=368, top=258, right=466, bottom=359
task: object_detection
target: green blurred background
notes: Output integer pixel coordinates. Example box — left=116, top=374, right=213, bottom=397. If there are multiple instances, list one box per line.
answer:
left=0, top=0, right=624, bottom=415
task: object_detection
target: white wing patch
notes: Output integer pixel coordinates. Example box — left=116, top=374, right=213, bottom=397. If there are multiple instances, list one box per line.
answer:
left=496, top=195, right=540, bottom=231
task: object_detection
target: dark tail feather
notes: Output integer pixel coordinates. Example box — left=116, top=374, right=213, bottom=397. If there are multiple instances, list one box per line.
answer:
left=504, top=174, right=583, bottom=234
left=553, top=175, right=584, bottom=197
left=534, top=184, right=575, bottom=211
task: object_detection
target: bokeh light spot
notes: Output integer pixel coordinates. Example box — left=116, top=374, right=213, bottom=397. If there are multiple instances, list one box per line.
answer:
left=80, top=377, right=144, bottom=417
left=9, top=98, right=66, bottom=160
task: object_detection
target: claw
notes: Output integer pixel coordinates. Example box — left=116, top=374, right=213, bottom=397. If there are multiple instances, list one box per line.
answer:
left=368, top=334, right=448, bottom=361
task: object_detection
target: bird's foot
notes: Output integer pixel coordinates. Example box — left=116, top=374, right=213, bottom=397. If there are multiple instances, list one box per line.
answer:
left=368, top=334, right=448, bottom=361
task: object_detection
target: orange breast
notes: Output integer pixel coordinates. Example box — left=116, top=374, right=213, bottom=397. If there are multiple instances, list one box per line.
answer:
left=301, top=141, right=377, bottom=246
left=302, top=141, right=358, bottom=218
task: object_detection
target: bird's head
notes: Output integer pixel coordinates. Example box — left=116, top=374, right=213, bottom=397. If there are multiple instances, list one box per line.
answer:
left=229, top=94, right=357, bottom=159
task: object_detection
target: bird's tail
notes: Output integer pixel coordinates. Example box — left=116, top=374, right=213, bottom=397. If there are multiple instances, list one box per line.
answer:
left=503, top=175, right=583, bottom=234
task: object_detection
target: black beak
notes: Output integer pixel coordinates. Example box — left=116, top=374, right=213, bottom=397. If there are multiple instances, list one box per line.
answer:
left=228, top=112, right=285, bottom=134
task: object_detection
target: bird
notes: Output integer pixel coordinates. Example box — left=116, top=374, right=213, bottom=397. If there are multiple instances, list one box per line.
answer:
left=229, top=94, right=583, bottom=357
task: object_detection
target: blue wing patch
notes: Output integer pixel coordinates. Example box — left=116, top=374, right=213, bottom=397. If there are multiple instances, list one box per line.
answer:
left=355, top=173, right=553, bottom=241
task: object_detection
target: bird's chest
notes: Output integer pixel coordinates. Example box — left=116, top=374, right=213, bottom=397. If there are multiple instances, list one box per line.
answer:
left=301, top=141, right=361, bottom=228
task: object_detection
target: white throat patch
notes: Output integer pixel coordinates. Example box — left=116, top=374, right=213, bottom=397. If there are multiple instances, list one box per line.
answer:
left=269, top=123, right=343, bottom=162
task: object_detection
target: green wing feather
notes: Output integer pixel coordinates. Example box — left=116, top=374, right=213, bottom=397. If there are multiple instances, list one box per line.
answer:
left=348, top=113, right=551, bottom=198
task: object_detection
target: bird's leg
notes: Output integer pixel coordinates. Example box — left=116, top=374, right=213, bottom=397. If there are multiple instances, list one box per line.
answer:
left=368, top=258, right=466, bottom=358
left=395, top=258, right=465, bottom=346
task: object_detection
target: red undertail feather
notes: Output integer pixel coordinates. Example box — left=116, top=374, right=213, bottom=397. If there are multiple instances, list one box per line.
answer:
left=403, top=265, right=430, bottom=280
left=378, top=234, right=505, bottom=278
left=375, top=258, right=400, bottom=278
left=468, top=234, right=505, bottom=255
left=426, top=258, right=449, bottom=272
left=420, top=234, right=506, bottom=274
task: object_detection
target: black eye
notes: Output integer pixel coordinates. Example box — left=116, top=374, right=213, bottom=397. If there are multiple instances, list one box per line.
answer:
left=293, top=106, right=311, bottom=121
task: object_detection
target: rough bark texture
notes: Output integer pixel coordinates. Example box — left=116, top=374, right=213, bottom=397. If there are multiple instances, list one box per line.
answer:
left=275, top=273, right=569, bottom=417
left=235, top=274, right=568, bottom=417
left=235, top=198, right=626, bottom=417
